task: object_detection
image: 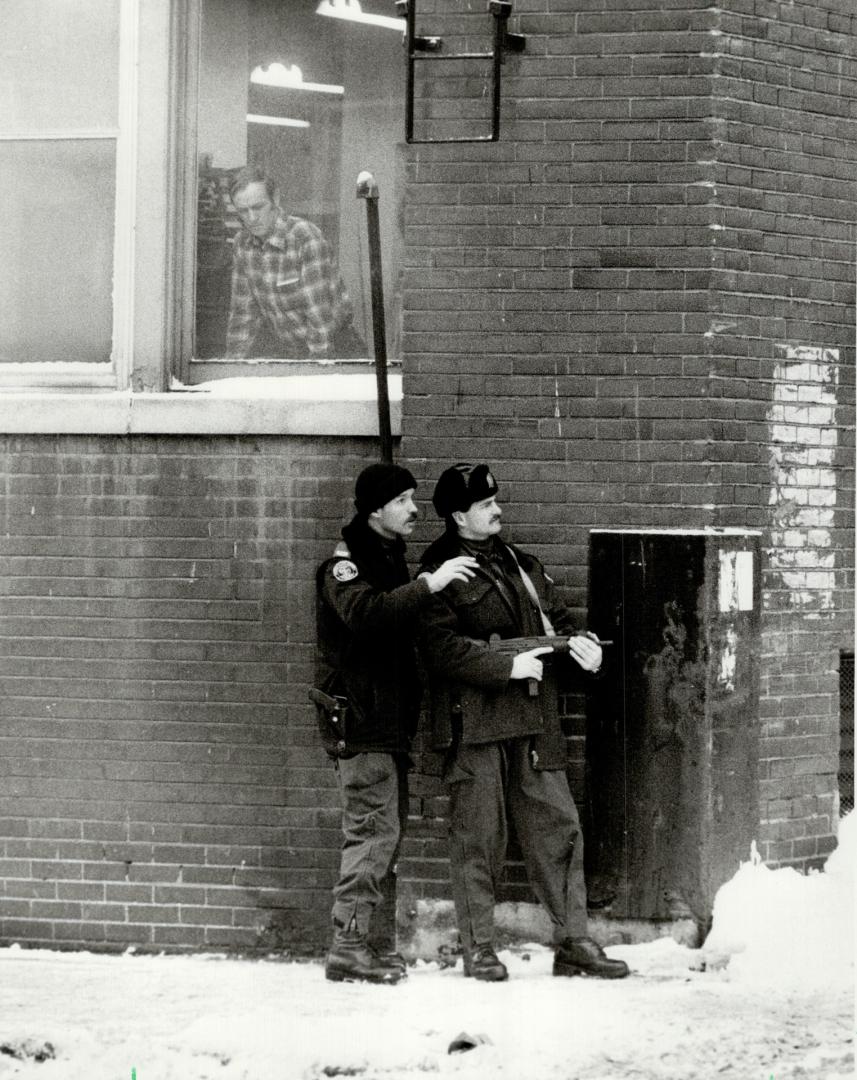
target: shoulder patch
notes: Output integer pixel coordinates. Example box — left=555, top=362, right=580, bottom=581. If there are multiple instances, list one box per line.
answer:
left=332, top=560, right=359, bottom=583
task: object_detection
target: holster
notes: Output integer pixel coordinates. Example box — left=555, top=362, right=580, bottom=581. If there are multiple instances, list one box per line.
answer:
left=309, top=688, right=350, bottom=757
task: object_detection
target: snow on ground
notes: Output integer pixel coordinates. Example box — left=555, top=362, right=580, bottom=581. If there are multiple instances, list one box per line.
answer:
left=0, top=816, right=852, bottom=1080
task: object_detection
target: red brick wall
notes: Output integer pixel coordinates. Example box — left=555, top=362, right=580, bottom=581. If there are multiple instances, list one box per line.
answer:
left=400, top=0, right=856, bottom=900
left=0, top=435, right=383, bottom=954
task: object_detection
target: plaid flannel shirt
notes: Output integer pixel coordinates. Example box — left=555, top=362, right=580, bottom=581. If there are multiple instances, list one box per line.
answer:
left=225, top=214, right=354, bottom=358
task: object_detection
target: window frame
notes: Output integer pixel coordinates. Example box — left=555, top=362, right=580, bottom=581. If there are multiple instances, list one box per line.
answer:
left=172, top=0, right=201, bottom=389
left=182, top=0, right=404, bottom=385
left=0, top=0, right=199, bottom=393
left=0, top=0, right=400, bottom=440
left=0, top=0, right=148, bottom=390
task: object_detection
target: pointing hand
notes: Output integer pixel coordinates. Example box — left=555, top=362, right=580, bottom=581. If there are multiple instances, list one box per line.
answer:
left=423, top=556, right=479, bottom=594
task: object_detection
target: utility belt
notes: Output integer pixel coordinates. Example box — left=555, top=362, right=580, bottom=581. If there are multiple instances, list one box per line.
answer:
left=309, top=687, right=350, bottom=757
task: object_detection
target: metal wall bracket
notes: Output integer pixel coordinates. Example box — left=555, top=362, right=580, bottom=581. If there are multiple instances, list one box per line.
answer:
left=397, top=0, right=526, bottom=144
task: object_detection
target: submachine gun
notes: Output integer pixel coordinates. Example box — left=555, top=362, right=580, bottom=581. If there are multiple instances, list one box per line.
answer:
left=487, top=633, right=612, bottom=696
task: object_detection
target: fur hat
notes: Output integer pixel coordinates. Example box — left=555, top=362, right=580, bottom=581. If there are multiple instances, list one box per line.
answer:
left=432, top=463, right=499, bottom=518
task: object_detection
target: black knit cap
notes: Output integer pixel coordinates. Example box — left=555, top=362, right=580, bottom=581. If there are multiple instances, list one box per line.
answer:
left=354, top=462, right=417, bottom=516
left=432, top=463, right=499, bottom=518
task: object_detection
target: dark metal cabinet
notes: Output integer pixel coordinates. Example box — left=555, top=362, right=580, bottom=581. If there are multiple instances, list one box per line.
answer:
left=585, top=529, right=762, bottom=930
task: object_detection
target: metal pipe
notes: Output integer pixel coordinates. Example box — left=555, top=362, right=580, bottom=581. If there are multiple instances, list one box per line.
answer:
left=403, top=0, right=416, bottom=143
left=356, top=170, right=393, bottom=463
left=491, top=3, right=503, bottom=140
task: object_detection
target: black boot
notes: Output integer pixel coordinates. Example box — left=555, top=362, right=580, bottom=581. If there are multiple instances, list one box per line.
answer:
left=463, top=945, right=508, bottom=982
left=370, top=943, right=407, bottom=973
left=553, top=937, right=629, bottom=979
left=325, top=925, right=405, bottom=984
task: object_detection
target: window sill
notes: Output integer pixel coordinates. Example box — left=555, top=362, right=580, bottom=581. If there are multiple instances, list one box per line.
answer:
left=0, top=375, right=402, bottom=436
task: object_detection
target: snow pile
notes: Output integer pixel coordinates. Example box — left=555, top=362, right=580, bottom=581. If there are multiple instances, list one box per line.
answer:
left=610, top=934, right=701, bottom=978
left=703, top=811, right=855, bottom=990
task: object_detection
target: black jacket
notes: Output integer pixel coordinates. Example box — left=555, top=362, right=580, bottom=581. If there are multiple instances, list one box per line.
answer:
left=315, top=516, right=433, bottom=755
left=418, top=530, right=583, bottom=770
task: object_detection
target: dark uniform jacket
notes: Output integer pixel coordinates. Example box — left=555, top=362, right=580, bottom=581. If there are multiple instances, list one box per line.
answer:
left=418, top=530, right=583, bottom=771
left=315, top=516, right=434, bottom=756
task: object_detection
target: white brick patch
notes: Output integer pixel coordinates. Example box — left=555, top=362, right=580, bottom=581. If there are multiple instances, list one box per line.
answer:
left=767, top=347, right=839, bottom=612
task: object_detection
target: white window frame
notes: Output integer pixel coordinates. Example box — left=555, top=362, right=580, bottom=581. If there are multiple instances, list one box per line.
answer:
left=0, top=0, right=399, bottom=438
left=0, top=0, right=143, bottom=390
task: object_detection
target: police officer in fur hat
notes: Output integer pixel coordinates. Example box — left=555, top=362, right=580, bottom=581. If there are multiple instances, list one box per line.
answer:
left=417, top=463, right=629, bottom=982
left=314, top=462, right=477, bottom=984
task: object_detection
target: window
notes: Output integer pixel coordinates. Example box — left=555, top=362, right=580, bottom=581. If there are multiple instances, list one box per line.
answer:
left=0, top=0, right=406, bottom=392
left=185, top=0, right=406, bottom=382
left=0, top=0, right=127, bottom=387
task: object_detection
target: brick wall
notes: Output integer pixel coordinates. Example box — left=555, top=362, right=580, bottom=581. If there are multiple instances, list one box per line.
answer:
left=760, top=349, right=853, bottom=864
left=699, top=1, right=856, bottom=866
left=1, top=0, right=854, bottom=955
left=0, top=434, right=385, bottom=954
left=400, top=0, right=856, bottom=902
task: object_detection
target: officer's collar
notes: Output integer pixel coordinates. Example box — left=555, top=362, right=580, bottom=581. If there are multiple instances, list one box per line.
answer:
left=343, top=515, right=405, bottom=555
left=460, top=535, right=506, bottom=563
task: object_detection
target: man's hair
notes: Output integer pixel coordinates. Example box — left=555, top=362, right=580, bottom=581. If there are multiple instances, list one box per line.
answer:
left=229, top=164, right=277, bottom=203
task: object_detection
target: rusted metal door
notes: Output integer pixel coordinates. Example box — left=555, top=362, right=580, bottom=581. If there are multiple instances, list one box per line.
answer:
left=585, top=529, right=762, bottom=929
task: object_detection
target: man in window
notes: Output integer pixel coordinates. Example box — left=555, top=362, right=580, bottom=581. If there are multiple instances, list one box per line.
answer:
left=225, top=164, right=365, bottom=359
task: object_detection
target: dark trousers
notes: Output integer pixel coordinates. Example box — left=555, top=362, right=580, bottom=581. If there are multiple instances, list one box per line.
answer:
left=331, top=752, right=408, bottom=947
left=444, top=737, right=588, bottom=951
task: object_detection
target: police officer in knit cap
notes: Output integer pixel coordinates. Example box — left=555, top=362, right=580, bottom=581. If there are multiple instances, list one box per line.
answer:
left=418, top=463, right=629, bottom=982
left=314, top=462, right=477, bottom=983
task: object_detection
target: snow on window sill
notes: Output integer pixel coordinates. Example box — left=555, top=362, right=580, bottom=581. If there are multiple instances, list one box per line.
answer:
left=0, top=374, right=402, bottom=436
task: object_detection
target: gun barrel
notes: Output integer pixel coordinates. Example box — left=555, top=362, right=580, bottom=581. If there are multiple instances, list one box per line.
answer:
left=487, top=633, right=612, bottom=696
left=487, top=633, right=612, bottom=653
left=487, top=633, right=562, bottom=654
